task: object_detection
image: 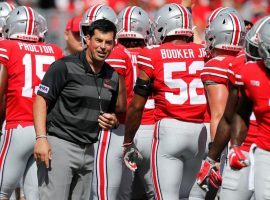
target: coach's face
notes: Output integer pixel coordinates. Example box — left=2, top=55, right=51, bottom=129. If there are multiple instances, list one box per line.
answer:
left=86, top=29, right=114, bottom=62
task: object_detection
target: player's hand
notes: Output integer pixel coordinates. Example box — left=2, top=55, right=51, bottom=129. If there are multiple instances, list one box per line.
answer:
left=196, top=157, right=222, bottom=191
left=34, top=138, right=51, bottom=168
left=98, top=113, right=119, bottom=130
left=122, top=142, right=143, bottom=172
left=208, top=164, right=222, bottom=189
left=228, top=146, right=249, bottom=170
left=181, top=0, right=194, bottom=8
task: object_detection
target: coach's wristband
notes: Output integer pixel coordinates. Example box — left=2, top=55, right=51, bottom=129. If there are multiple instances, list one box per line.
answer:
left=36, top=135, right=47, bottom=140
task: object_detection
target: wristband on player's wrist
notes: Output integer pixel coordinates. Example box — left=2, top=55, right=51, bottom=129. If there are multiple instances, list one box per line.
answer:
left=122, top=142, right=133, bottom=148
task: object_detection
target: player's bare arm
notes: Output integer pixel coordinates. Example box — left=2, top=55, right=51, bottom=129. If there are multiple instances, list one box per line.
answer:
left=115, top=75, right=127, bottom=114
left=124, top=70, right=150, bottom=144
left=227, top=87, right=252, bottom=169
left=122, top=70, right=149, bottom=171
left=33, top=95, right=51, bottom=168
left=208, top=84, right=239, bottom=160
left=230, top=87, right=253, bottom=146
left=181, top=0, right=192, bottom=8
left=205, top=83, right=229, bottom=141
left=181, top=0, right=203, bottom=44
left=0, top=64, right=7, bottom=129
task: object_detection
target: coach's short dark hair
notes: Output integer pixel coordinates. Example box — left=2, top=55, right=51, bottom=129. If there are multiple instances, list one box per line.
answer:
left=85, top=19, right=117, bottom=39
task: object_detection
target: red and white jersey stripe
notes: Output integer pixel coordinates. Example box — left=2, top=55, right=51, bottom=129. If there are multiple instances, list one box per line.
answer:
left=201, top=55, right=236, bottom=85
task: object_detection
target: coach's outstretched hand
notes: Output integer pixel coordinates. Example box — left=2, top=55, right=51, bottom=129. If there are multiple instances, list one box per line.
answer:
left=122, top=142, right=143, bottom=172
left=34, top=138, right=52, bottom=169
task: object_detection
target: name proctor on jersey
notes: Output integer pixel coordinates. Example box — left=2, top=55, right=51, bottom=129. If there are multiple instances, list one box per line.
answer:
left=160, top=48, right=205, bottom=59
left=18, top=42, right=55, bottom=54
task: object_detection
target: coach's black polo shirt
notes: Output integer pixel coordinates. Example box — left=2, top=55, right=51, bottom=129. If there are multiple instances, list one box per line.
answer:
left=37, top=50, right=119, bottom=144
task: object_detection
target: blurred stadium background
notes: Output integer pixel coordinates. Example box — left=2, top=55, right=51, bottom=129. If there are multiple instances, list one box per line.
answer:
left=6, top=0, right=270, bottom=49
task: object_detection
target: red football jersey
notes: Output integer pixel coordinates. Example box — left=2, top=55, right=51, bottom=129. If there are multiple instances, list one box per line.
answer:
left=138, top=42, right=206, bottom=122
left=0, top=40, right=63, bottom=129
left=106, top=43, right=133, bottom=123
left=201, top=55, right=234, bottom=85
left=128, top=47, right=155, bottom=125
left=227, top=50, right=245, bottom=86
left=238, top=61, right=270, bottom=151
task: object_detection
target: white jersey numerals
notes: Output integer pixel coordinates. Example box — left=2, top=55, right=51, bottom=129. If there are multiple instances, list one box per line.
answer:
left=22, top=54, right=55, bottom=98
left=164, top=61, right=206, bottom=105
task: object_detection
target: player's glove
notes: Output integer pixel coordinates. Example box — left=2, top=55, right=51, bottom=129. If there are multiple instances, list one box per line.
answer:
left=228, top=146, right=249, bottom=170
left=122, top=142, right=143, bottom=172
left=196, top=157, right=222, bottom=191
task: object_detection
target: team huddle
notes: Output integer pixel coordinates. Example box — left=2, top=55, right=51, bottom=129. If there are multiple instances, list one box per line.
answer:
left=0, top=1, right=270, bottom=200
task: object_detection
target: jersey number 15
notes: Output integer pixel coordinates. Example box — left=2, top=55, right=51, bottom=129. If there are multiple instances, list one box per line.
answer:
left=22, top=54, right=55, bottom=98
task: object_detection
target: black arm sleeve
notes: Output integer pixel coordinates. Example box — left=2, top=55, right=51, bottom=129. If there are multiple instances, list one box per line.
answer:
left=133, top=78, right=152, bottom=98
left=37, top=60, right=68, bottom=106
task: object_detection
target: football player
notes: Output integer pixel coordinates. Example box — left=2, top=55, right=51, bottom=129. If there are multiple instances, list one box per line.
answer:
left=197, top=16, right=270, bottom=200
left=116, top=6, right=155, bottom=200
left=229, top=20, right=270, bottom=200
left=196, top=11, right=246, bottom=195
left=189, top=7, right=245, bottom=200
left=123, top=3, right=207, bottom=199
left=0, top=6, right=63, bottom=200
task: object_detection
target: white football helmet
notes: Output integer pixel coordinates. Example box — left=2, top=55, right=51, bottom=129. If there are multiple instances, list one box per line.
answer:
left=205, top=12, right=246, bottom=52
left=80, top=4, right=117, bottom=40
left=257, top=20, right=270, bottom=70
left=0, top=2, right=15, bottom=39
left=153, top=3, right=193, bottom=44
left=206, top=7, right=242, bottom=27
left=245, top=16, right=270, bottom=60
left=117, top=6, right=151, bottom=43
left=37, top=13, right=48, bottom=41
left=3, top=6, right=40, bottom=42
